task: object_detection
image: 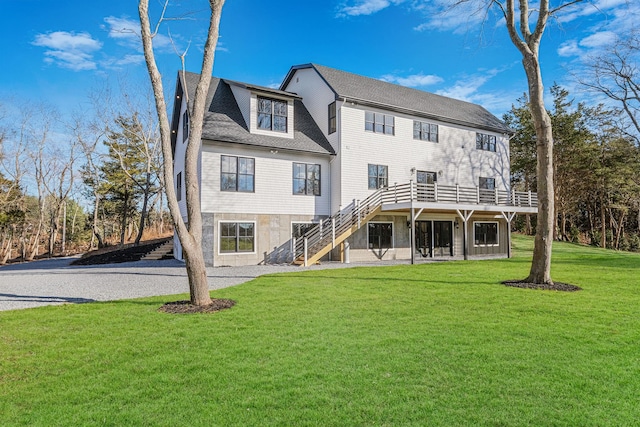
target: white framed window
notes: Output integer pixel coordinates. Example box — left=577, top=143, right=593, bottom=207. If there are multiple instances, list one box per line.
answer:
left=257, top=96, right=287, bottom=132
left=476, top=132, right=496, bottom=152
left=328, top=102, right=336, bottom=134
left=413, top=120, right=438, bottom=142
left=368, top=164, right=388, bottom=189
left=176, top=172, right=182, bottom=201
left=221, top=155, right=255, bottom=192
left=293, top=163, right=321, bottom=196
left=417, top=170, right=437, bottom=184
left=182, top=110, right=189, bottom=142
left=219, top=221, right=256, bottom=254
left=292, top=222, right=315, bottom=239
left=368, top=222, right=394, bottom=250
left=479, top=177, right=496, bottom=190
left=365, top=111, right=394, bottom=135
left=474, top=221, right=499, bottom=246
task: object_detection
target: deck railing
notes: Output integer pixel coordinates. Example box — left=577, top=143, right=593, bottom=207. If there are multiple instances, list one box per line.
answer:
left=292, top=181, right=537, bottom=265
left=382, top=182, right=538, bottom=208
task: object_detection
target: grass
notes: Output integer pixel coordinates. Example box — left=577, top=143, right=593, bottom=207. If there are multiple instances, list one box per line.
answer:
left=1, top=235, right=640, bottom=426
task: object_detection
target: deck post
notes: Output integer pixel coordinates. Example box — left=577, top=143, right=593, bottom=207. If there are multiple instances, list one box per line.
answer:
left=511, top=189, right=516, bottom=206
left=332, top=217, right=336, bottom=249
left=494, top=188, right=499, bottom=204
left=434, top=182, right=438, bottom=202
left=456, top=184, right=460, bottom=203
left=303, top=237, right=308, bottom=267
left=528, top=191, right=532, bottom=207
left=410, top=206, right=415, bottom=265
left=476, top=186, right=480, bottom=204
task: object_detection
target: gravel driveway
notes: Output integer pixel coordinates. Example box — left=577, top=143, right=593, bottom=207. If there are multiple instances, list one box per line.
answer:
left=0, top=257, right=406, bottom=312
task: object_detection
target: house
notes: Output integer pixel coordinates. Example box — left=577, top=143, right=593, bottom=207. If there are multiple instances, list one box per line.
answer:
left=170, top=63, right=537, bottom=267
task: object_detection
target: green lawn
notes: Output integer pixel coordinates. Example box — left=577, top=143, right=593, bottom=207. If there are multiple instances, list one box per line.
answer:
left=1, top=235, right=640, bottom=426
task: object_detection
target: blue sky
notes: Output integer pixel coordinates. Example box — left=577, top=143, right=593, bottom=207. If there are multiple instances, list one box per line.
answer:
left=1, top=0, right=638, bottom=119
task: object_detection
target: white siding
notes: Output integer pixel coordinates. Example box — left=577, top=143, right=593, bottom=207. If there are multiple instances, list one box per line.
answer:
left=174, top=96, right=189, bottom=218
left=283, top=68, right=342, bottom=212
left=200, top=142, right=331, bottom=217
left=338, top=104, right=511, bottom=207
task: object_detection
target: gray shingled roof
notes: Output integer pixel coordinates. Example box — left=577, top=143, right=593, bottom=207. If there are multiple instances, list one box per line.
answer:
left=179, top=71, right=334, bottom=155
left=282, top=64, right=511, bottom=134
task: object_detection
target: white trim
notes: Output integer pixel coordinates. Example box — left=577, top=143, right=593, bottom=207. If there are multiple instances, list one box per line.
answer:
left=472, top=221, right=499, bottom=247
left=367, top=221, right=395, bottom=250
left=217, top=220, right=257, bottom=255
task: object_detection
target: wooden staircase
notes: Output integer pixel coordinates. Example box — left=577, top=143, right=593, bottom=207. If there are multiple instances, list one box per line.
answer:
left=142, top=239, right=174, bottom=261
left=292, top=189, right=385, bottom=266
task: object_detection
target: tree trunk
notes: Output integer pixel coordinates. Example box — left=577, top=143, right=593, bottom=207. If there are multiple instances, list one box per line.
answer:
left=92, top=193, right=104, bottom=249
left=139, top=0, right=225, bottom=306
left=120, top=187, right=129, bottom=246
left=601, top=197, right=606, bottom=248
left=134, top=173, right=152, bottom=245
left=522, top=53, right=555, bottom=285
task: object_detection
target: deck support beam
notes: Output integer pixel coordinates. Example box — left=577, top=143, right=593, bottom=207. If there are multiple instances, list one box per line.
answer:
left=501, top=211, right=517, bottom=258
left=456, top=209, right=474, bottom=260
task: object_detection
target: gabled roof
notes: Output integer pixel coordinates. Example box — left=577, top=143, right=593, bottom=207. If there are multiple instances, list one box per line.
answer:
left=281, top=63, right=511, bottom=134
left=172, top=71, right=334, bottom=156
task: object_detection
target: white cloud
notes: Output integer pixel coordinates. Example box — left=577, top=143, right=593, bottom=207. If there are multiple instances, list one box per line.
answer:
left=579, top=31, right=617, bottom=49
left=380, top=72, right=443, bottom=87
left=412, top=0, right=498, bottom=34
left=557, top=40, right=581, bottom=57
left=337, top=0, right=404, bottom=17
left=557, top=0, right=628, bottom=23
left=437, top=75, right=491, bottom=101
left=32, top=31, right=102, bottom=71
left=104, top=16, right=140, bottom=40
left=103, top=16, right=172, bottom=51
left=114, top=54, right=145, bottom=66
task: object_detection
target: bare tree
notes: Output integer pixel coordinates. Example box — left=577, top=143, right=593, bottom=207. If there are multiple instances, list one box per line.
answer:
left=72, top=113, right=106, bottom=249
left=577, top=32, right=640, bottom=143
left=452, top=0, right=582, bottom=284
left=139, top=0, right=225, bottom=306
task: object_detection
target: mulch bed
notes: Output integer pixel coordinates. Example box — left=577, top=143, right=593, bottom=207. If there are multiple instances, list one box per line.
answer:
left=158, top=298, right=236, bottom=314
left=502, top=280, right=582, bottom=292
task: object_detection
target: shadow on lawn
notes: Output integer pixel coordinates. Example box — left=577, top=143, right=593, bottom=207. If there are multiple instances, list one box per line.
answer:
left=268, top=274, right=503, bottom=286
left=0, top=293, right=96, bottom=304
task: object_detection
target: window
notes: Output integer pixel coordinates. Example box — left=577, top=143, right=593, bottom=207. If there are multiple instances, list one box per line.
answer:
left=474, top=222, right=498, bottom=246
left=292, top=222, right=315, bottom=239
left=221, top=156, right=255, bottom=192
left=479, top=177, right=496, bottom=190
left=293, top=163, right=321, bottom=196
left=417, top=170, right=437, bottom=184
left=413, top=121, right=438, bottom=142
left=368, top=222, right=393, bottom=250
left=220, top=222, right=255, bottom=253
left=328, top=102, right=336, bottom=134
left=368, top=164, right=388, bottom=189
left=257, top=96, right=287, bottom=132
left=176, top=172, right=182, bottom=201
left=365, top=111, right=394, bottom=135
left=476, top=132, right=496, bottom=152
left=182, top=111, right=189, bottom=142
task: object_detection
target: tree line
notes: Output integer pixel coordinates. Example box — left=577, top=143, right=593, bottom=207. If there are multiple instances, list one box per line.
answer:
left=0, top=86, right=169, bottom=264
left=506, top=35, right=640, bottom=252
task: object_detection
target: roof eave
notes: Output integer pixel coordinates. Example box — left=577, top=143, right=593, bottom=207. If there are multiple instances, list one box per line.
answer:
left=202, top=137, right=336, bottom=156
left=339, top=96, right=512, bottom=135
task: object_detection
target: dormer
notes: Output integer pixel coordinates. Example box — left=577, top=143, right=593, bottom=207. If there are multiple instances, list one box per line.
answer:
left=224, top=79, right=298, bottom=140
